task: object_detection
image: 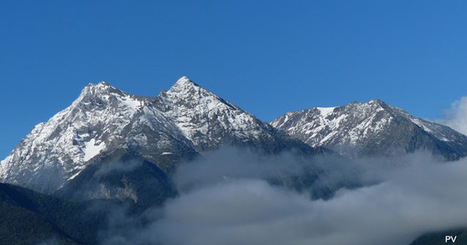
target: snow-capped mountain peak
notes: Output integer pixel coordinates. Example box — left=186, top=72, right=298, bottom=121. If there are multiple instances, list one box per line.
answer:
left=153, top=77, right=272, bottom=151
left=0, top=82, right=154, bottom=192
left=76, top=81, right=144, bottom=110
left=167, top=76, right=205, bottom=98
left=79, top=81, right=119, bottom=97
left=272, top=99, right=467, bottom=159
left=2, top=77, right=317, bottom=194
left=163, top=76, right=237, bottom=110
left=169, top=76, right=197, bottom=91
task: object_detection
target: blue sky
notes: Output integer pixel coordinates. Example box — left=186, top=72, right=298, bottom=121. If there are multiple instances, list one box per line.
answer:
left=1, top=0, right=467, bottom=159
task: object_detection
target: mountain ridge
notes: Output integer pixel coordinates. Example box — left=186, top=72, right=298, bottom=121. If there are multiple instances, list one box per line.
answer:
left=0, top=79, right=197, bottom=193
left=271, top=99, right=467, bottom=160
left=0, top=76, right=321, bottom=196
left=2, top=77, right=467, bottom=245
left=2, top=76, right=467, bottom=198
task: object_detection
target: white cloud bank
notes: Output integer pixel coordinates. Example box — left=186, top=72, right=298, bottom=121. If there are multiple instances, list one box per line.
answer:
left=438, top=97, right=467, bottom=135
left=101, top=150, right=467, bottom=245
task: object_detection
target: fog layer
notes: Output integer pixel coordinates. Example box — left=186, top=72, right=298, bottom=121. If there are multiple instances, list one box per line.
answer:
left=103, top=149, right=467, bottom=245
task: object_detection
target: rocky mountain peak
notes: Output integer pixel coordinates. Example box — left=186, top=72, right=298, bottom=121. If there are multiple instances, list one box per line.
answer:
left=2, top=77, right=316, bottom=193
left=367, top=98, right=384, bottom=105
left=164, top=76, right=232, bottom=107
left=272, top=99, right=467, bottom=159
left=0, top=82, right=157, bottom=193
left=80, top=81, right=122, bottom=98
left=152, top=77, right=304, bottom=153
left=169, top=76, right=197, bottom=90
left=346, top=99, right=387, bottom=111
left=73, top=81, right=146, bottom=114
left=166, top=76, right=207, bottom=99
left=156, top=76, right=239, bottom=115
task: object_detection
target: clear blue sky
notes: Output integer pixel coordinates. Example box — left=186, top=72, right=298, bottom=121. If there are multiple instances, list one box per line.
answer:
left=1, top=0, right=467, bottom=159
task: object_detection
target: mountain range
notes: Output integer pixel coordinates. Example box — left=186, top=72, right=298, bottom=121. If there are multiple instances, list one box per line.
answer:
left=1, top=76, right=466, bottom=244
left=0, top=77, right=319, bottom=199
left=271, top=99, right=467, bottom=160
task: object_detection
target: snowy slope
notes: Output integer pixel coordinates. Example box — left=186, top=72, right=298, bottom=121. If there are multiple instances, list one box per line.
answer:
left=0, top=82, right=195, bottom=193
left=153, top=76, right=305, bottom=153
left=0, top=76, right=317, bottom=194
left=271, top=99, right=467, bottom=159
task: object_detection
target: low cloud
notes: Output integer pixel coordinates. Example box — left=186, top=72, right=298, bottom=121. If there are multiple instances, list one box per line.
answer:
left=101, top=149, right=467, bottom=245
left=174, top=147, right=314, bottom=191
left=173, top=147, right=370, bottom=197
left=438, top=96, right=467, bottom=135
